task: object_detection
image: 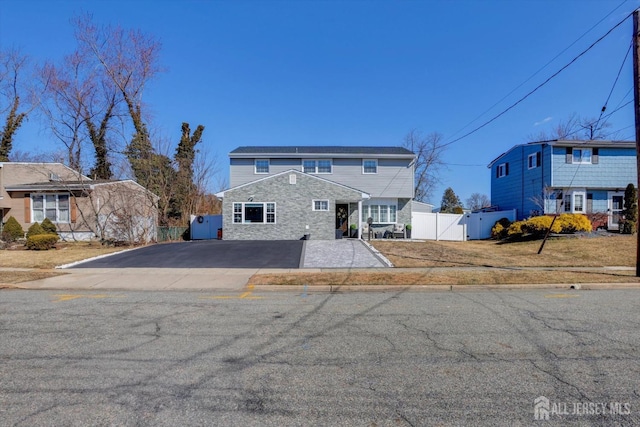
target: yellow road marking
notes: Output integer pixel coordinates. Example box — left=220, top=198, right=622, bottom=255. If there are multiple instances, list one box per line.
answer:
left=544, top=294, right=580, bottom=299
left=199, top=284, right=263, bottom=300
left=52, top=294, right=123, bottom=302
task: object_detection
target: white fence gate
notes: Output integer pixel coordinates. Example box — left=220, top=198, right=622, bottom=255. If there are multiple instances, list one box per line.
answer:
left=190, top=214, right=223, bottom=240
left=411, top=209, right=516, bottom=241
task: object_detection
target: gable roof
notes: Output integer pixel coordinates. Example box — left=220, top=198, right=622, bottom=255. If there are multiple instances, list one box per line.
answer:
left=215, top=169, right=370, bottom=199
left=5, top=179, right=151, bottom=193
left=487, top=139, right=636, bottom=168
left=229, top=146, right=415, bottom=158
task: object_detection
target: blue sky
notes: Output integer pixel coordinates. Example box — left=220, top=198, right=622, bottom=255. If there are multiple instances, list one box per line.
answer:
left=1, top=0, right=639, bottom=206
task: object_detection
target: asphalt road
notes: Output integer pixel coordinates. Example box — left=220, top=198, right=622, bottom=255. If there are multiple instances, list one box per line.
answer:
left=70, top=240, right=304, bottom=269
left=1, top=288, right=639, bottom=426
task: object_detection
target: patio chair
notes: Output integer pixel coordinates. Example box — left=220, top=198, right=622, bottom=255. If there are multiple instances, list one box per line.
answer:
left=392, top=224, right=405, bottom=238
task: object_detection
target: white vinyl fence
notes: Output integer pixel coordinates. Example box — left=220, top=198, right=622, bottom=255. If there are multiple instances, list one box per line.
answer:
left=411, top=209, right=516, bottom=241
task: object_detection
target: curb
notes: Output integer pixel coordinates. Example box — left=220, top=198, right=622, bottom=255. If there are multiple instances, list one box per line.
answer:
left=56, top=246, right=144, bottom=269
left=249, top=283, right=640, bottom=292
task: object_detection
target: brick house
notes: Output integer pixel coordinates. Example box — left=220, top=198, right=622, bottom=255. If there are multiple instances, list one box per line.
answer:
left=1, top=162, right=158, bottom=242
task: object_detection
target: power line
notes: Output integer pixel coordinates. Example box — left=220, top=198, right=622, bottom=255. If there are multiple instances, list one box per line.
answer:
left=445, top=0, right=631, bottom=142
left=439, top=9, right=634, bottom=149
left=595, top=39, right=633, bottom=129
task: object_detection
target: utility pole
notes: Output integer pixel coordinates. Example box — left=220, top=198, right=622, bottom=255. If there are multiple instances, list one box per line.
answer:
left=633, top=10, right=640, bottom=276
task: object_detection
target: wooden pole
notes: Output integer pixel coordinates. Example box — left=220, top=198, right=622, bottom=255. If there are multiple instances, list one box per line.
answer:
left=633, top=10, right=640, bottom=276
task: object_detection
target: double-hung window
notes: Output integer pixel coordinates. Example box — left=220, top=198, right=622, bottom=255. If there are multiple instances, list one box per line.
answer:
left=303, top=159, right=332, bottom=174
left=32, top=193, right=70, bottom=223
left=255, top=159, right=269, bottom=174
left=313, top=200, right=329, bottom=211
left=497, top=162, right=509, bottom=178
left=363, top=159, right=378, bottom=174
left=563, top=190, right=586, bottom=213
left=572, top=149, right=592, bottom=164
left=232, top=202, right=276, bottom=223
left=528, top=152, right=540, bottom=169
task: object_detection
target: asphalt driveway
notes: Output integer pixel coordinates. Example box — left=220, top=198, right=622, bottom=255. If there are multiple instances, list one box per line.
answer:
left=71, top=240, right=305, bottom=269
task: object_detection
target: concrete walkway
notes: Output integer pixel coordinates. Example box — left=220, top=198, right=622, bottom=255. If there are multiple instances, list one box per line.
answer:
left=302, top=239, right=390, bottom=268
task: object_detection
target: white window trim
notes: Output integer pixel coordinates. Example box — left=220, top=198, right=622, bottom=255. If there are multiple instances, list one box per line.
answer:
left=528, top=153, right=538, bottom=169
left=563, top=189, right=586, bottom=213
left=302, top=159, right=333, bottom=174
left=232, top=202, right=277, bottom=224
left=572, top=148, right=592, bottom=164
left=361, top=201, right=398, bottom=224
left=497, top=163, right=507, bottom=178
left=254, top=159, right=270, bottom=174
left=363, top=159, right=378, bottom=174
left=31, top=193, right=70, bottom=224
left=312, top=200, right=329, bottom=211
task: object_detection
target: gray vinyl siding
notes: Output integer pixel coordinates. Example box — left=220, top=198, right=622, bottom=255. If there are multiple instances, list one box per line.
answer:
left=222, top=171, right=367, bottom=240
left=332, top=158, right=413, bottom=198
left=230, top=158, right=303, bottom=187
left=230, top=156, right=414, bottom=198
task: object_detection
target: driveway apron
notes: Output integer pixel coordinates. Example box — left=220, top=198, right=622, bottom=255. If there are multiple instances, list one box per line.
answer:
left=302, top=239, right=387, bottom=268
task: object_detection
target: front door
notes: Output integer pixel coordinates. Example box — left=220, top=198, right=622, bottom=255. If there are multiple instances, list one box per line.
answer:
left=336, top=204, right=349, bottom=236
left=608, top=192, right=624, bottom=231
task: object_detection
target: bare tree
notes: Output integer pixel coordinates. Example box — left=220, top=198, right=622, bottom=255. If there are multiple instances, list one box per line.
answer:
left=528, top=113, right=613, bottom=142
left=529, top=185, right=559, bottom=216
left=9, top=149, right=56, bottom=163
left=36, top=19, right=134, bottom=179
left=0, top=48, right=32, bottom=161
left=466, top=193, right=491, bottom=211
left=192, top=146, right=221, bottom=215
left=402, top=129, right=446, bottom=203
left=37, top=58, right=90, bottom=171
left=73, top=14, right=163, bottom=185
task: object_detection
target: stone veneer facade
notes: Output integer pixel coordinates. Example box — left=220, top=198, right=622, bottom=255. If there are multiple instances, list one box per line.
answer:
left=222, top=171, right=368, bottom=240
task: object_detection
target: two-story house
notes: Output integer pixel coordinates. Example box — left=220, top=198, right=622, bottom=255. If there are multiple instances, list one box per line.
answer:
left=488, top=140, right=637, bottom=230
left=215, top=146, right=416, bottom=240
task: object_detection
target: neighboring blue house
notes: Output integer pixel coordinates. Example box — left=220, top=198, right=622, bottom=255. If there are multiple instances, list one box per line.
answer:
left=488, top=140, right=637, bottom=230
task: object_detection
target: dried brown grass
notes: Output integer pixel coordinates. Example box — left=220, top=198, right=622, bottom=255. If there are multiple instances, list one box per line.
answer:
left=250, top=269, right=640, bottom=287
left=0, top=241, right=130, bottom=269
left=0, top=270, right=67, bottom=285
left=371, top=234, right=636, bottom=268
left=252, top=234, right=640, bottom=286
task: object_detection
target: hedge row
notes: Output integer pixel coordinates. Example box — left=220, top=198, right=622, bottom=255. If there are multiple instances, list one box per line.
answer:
left=492, top=214, right=592, bottom=240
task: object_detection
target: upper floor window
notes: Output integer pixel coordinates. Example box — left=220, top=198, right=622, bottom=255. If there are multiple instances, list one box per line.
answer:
left=528, top=152, right=541, bottom=169
left=32, top=193, right=69, bottom=223
left=303, top=159, right=332, bottom=174
left=363, top=159, right=378, bottom=174
left=496, top=162, right=509, bottom=178
left=573, top=148, right=592, bottom=164
left=255, top=159, right=269, bottom=174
